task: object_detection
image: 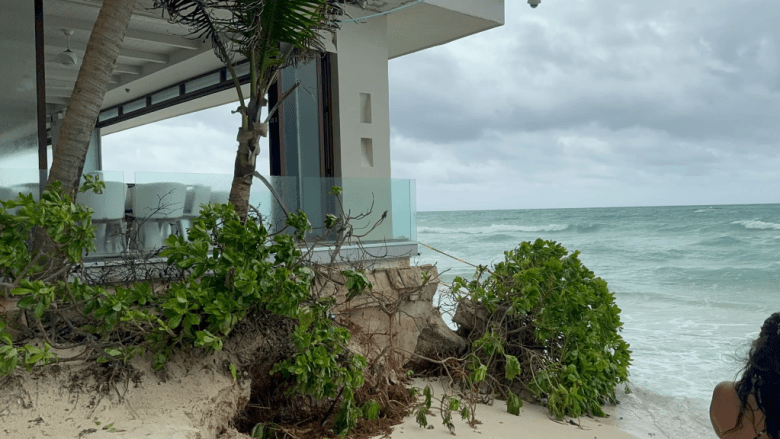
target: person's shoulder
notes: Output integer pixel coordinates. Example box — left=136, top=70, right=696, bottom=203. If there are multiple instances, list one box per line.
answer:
left=712, top=381, right=740, bottom=408
left=711, top=381, right=741, bottom=437
left=713, top=381, right=736, bottom=397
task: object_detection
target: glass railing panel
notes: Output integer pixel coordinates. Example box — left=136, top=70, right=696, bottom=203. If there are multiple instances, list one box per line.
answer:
left=76, top=172, right=127, bottom=259
left=289, top=176, right=415, bottom=244
left=0, top=168, right=41, bottom=202
left=83, top=170, right=124, bottom=184
left=132, top=171, right=234, bottom=253
left=2, top=169, right=416, bottom=260
left=262, top=175, right=301, bottom=233
left=130, top=172, right=300, bottom=251
left=133, top=171, right=296, bottom=221
left=391, top=179, right=415, bottom=241
left=135, top=171, right=233, bottom=214
left=410, top=179, right=417, bottom=241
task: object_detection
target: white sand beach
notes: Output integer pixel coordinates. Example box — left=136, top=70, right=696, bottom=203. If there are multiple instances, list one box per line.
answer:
left=390, top=379, right=638, bottom=439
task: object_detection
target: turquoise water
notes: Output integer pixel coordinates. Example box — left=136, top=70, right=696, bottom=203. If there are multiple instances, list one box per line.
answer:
left=414, top=204, right=780, bottom=438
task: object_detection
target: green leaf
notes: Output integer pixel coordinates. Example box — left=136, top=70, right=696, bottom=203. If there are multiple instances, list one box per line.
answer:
left=184, top=313, right=201, bottom=328
left=250, top=423, right=266, bottom=438
left=361, top=399, right=381, bottom=420
left=507, top=391, right=522, bottom=416
left=325, top=214, right=338, bottom=229
left=505, top=354, right=521, bottom=381
left=33, top=300, right=46, bottom=319
left=423, top=385, right=432, bottom=408
left=16, top=296, right=36, bottom=310
left=415, top=407, right=428, bottom=428
left=472, top=364, right=487, bottom=383
left=27, top=353, right=44, bottom=365
left=168, top=313, right=183, bottom=329
left=298, top=309, right=315, bottom=332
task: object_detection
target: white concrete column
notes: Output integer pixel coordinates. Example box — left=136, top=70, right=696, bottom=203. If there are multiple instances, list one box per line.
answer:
left=332, top=16, right=391, bottom=180
left=331, top=18, right=394, bottom=240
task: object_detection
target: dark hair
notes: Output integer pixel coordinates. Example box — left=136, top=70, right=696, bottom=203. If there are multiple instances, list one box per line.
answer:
left=729, top=312, right=780, bottom=439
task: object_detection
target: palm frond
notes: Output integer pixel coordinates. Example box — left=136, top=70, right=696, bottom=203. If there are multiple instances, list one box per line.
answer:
left=231, top=0, right=341, bottom=78
left=154, top=0, right=343, bottom=98
left=154, top=0, right=245, bottom=65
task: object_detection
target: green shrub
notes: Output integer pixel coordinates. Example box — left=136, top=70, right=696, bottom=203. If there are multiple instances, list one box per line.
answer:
left=0, top=183, right=367, bottom=436
left=1, top=178, right=101, bottom=287
left=452, top=238, right=632, bottom=419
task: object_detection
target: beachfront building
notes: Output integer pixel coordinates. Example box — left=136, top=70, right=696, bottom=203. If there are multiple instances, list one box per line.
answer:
left=0, top=0, right=504, bottom=266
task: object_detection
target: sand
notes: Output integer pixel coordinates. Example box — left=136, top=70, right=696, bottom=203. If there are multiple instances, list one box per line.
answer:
left=390, top=378, right=638, bottom=439
left=1, top=351, right=637, bottom=439
left=0, top=347, right=250, bottom=439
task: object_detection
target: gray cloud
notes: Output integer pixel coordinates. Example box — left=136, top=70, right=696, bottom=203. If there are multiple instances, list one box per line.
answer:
left=388, top=0, right=780, bottom=209
left=390, top=0, right=780, bottom=142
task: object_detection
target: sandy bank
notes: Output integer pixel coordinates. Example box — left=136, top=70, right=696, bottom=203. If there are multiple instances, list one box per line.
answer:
left=0, top=348, right=250, bottom=439
left=1, top=365, right=638, bottom=439
left=391, top=379, right=637, bottom=439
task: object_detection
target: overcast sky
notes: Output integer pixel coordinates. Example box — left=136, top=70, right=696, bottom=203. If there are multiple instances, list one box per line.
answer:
left=98, top=0, right=780, bottom=211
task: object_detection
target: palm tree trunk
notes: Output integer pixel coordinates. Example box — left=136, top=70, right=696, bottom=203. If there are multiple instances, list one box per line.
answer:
left=47, top=0, right=137, bottom=199
left=229, top=95, right=268, bottom=221
left=229, top=134, right=259, bottom=221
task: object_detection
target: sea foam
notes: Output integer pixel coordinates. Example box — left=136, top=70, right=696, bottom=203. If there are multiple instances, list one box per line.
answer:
left=614, top=383, right=712, bottom=439
left=417, top=223, right=569, bottom=235
left=731, top=219, right=780, bottom=230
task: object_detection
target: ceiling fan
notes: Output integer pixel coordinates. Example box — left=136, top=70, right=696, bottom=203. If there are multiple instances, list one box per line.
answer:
left=57, top=29, right=78, bottom=66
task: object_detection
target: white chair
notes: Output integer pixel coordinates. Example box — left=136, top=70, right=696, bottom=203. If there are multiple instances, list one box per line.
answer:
left=76, top=181, right=127, bottom=255
left=176, top=185, right=211, bottom=241
left=132, top=182, right=186, bottom=252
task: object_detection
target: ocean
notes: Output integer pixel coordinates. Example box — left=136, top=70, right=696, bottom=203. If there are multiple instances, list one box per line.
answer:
left=414, top=204, right=780, bottom=438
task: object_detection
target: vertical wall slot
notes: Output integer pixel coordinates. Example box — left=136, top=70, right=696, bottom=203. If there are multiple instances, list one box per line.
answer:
left=360, top=92, right=372, bottom=123
left=361, top=138, right=374, bottom=167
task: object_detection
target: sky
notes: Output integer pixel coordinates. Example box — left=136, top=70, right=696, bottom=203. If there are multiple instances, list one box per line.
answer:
left=14, top=0, right=780, bottom=211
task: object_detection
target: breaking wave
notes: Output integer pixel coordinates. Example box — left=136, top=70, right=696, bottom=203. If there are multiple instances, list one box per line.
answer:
left=731, top=220, right=780, bottom=230
left=417, top=223, right=570, bottom=235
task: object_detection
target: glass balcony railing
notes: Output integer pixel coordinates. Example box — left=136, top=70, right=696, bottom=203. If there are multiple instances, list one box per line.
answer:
left=134, top=172, right=416, bottom=243
left=1, top=169, right=416, bottom=258
left=0, top=168, right=43, bottom=201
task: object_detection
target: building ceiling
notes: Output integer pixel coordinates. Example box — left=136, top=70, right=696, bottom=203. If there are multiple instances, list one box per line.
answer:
left=38, top=1, right=407, bottom=112
left=4, top=0, right=501, bottom=137
left=42, top=0, right=216, bottom=111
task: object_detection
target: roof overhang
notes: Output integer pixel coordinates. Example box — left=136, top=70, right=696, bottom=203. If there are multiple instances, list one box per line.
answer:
left=387, top=0, right=504, bottom=59
left=8, top=0, right=503, bottom=136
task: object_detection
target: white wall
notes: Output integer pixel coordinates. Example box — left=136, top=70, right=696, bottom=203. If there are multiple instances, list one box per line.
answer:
left=332, top=17, right=391, bottom=180
left=330, top=18, right=395, bottom=241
